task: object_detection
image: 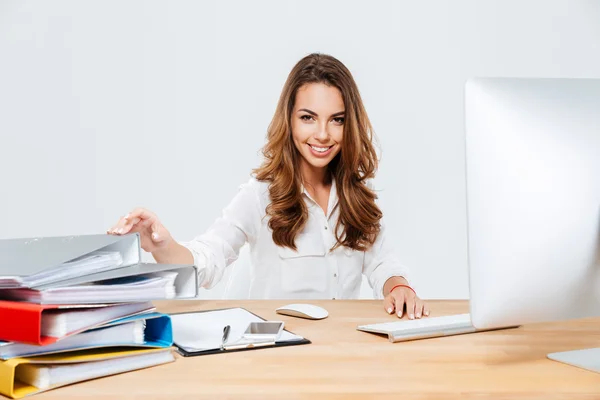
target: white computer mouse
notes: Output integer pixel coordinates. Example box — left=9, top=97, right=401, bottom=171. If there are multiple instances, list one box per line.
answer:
left=276, top=303, right=329, bottom=320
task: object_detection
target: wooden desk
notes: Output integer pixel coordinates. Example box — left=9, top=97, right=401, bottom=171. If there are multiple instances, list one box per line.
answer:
left=33, top=300, right=599, bottom=399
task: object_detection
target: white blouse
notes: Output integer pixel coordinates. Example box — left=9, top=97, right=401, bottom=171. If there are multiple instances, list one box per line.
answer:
left=180, top=178, right=409, bottom=300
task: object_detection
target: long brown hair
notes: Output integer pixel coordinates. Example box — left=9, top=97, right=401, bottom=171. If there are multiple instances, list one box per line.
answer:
left=253, top=53, right=382, bottom=252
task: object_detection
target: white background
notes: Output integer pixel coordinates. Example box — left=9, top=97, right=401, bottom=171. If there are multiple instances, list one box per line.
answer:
left=1, top=0, right=599, bottom=299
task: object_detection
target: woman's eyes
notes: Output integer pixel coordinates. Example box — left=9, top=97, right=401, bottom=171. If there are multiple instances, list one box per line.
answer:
left=299, top=115, right=345, bottom=124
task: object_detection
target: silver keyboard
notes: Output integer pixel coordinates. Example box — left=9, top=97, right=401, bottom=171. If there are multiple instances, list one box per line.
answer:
left=357, top=313, right=478, bottom=342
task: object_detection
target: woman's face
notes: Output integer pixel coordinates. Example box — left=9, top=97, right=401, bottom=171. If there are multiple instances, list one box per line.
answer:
left=291, top=82, right=345, bottom=171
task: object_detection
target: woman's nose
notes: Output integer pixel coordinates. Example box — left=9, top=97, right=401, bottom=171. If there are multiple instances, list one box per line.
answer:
left=314, top=122, right=329, bottom=141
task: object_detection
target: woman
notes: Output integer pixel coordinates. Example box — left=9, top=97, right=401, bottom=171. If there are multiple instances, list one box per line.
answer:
left=109, top=53, right=429, bottom=319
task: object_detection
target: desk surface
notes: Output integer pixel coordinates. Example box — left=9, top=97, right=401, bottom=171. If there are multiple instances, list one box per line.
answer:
left=31, top=300, right=599, bottom=400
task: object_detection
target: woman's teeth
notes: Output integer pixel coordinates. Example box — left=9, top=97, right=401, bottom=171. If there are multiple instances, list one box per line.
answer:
left=310, top=145, right=331, bottom=153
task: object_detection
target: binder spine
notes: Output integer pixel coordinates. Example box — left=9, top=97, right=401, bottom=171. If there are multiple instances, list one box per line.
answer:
left=0, top=305, right=41, bottom=344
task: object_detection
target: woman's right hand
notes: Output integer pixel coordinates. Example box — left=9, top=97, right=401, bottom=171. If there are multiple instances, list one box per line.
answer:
left=107, top=208, right=174, bottom=253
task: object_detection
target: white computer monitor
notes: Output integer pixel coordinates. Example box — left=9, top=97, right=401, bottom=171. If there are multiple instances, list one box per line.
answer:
left=464, top=77, right=600, bottom=372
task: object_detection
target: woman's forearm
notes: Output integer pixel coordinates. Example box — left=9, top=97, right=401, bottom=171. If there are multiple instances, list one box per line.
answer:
left=152, top=240, right=195, bottom=265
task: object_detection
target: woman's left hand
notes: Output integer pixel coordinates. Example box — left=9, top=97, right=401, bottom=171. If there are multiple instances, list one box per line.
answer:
left=383, top=285, right=430, bottom=319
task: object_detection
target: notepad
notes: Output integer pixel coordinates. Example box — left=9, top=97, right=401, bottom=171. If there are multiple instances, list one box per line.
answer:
left=14, top=349, right=175, bottom=390
left=171, top=307, right=310, bottom=356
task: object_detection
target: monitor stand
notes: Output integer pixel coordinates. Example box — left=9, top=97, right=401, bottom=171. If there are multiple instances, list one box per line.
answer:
left=547, top=347, right=600, bottom=374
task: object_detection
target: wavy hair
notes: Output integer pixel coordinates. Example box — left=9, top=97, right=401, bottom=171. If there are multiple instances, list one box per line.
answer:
left=253, top=53, right=382, bottom=251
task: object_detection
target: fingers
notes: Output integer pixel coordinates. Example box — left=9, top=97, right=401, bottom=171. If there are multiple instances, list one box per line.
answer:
left=410, top=297, right=430, bottom=318
left=405, top=295, right=416, bottom=320
left=385, top=287, right=430, bottom=320
left=107, top=216, right=129, bottom=235
left=107, top=208, right=156, bottom=235
left=383, top=295, right=395, bottom=315
left=150, top=221, right=166, bottom=243
left=406, top=297, right=430, bottom=319
left=414, top=298, right=423, bottom=319
left=108, top=217, right=138, bottom=235
left=394, top=293, right=405, bottom=319
left=121, top=217, right=142, bottom=233
left=126, top=207, right=156, bottom=222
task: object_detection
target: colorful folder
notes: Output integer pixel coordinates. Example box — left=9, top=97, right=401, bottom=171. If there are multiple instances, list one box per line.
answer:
left=0, top=300, right=154, bottom=345
left=0, top=312, right=173, bottom=360
left=0, top=347, right=175, bottom=399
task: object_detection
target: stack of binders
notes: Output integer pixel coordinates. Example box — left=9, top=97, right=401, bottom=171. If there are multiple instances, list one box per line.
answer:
left=0, top=233, right=199, bottom=398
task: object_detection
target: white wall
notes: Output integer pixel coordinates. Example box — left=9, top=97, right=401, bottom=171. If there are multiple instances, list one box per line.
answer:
left=1, top=0, right=599, bottom=300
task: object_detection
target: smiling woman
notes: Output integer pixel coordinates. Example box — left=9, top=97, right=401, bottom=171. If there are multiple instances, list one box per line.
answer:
left=108, top=53, right=429, bottom=320
left=294, top=86, right=345, bottom=163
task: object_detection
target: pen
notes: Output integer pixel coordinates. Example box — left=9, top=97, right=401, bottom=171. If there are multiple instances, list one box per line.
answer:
left=221, top=325, right=231, bottom=350
left=224, top=341, right=275, bottom=351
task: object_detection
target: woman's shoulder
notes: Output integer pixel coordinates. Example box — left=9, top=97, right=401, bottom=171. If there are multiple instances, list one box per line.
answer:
left=237, top=176, right=271, bottom=206
left=239, top=175, right=269, bottom=192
